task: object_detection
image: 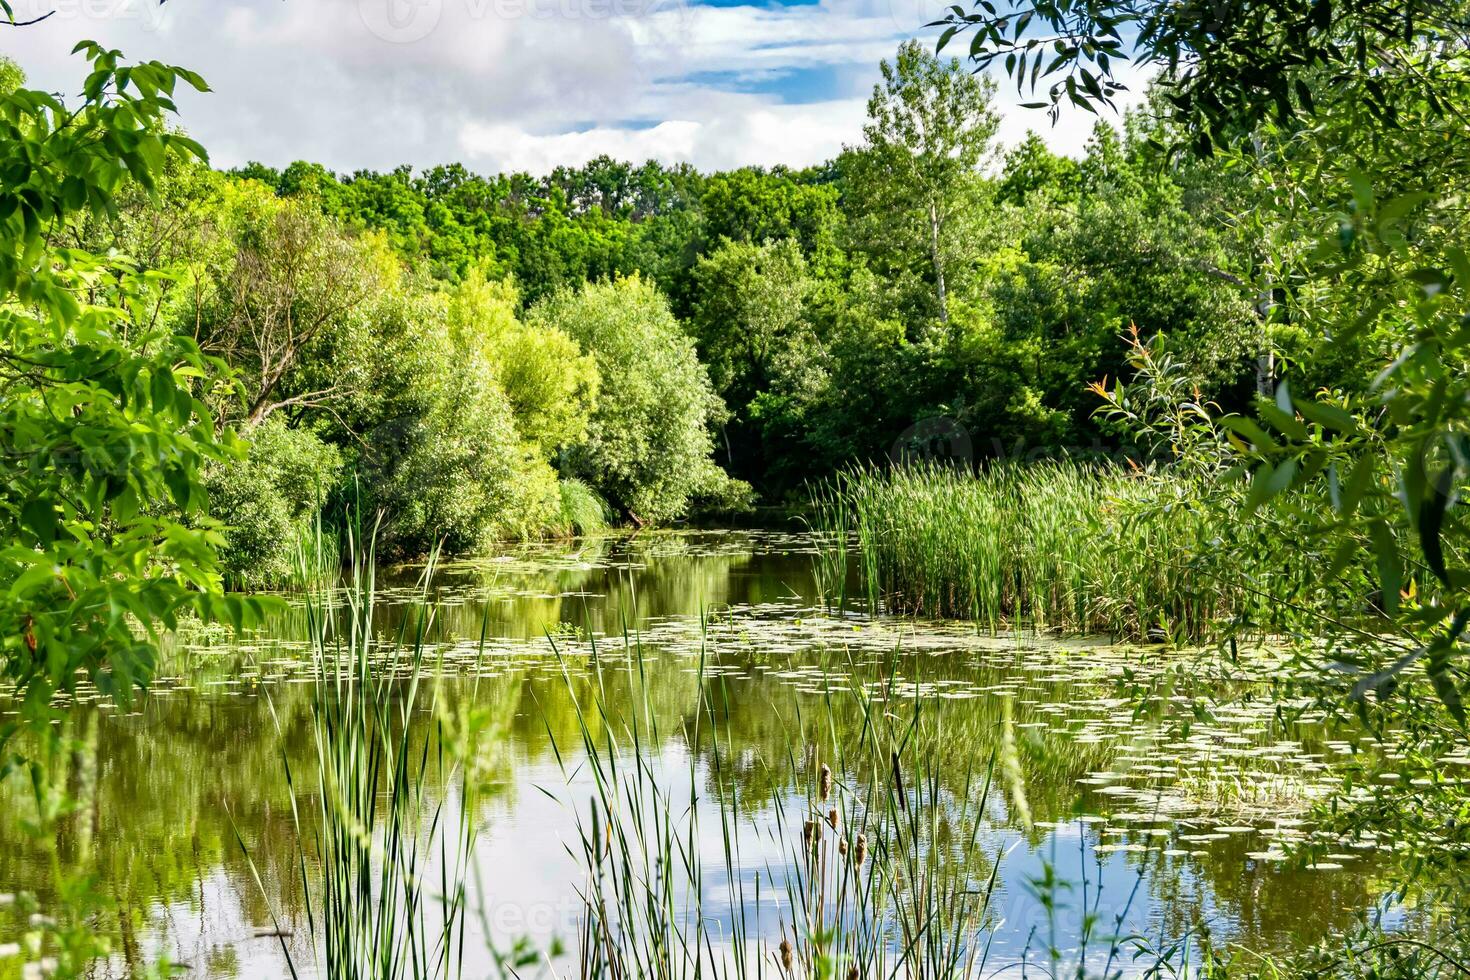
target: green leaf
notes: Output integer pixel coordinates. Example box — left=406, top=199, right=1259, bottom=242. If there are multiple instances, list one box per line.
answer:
left=1418, top=465, right=1454, bottom=586
left=1257, top=401, right=1308, bottom=442
left=1294, top=398, right=1356, bottom=433
left=1245, top=458, right=1296, bottom=512
left=1370, top=521, right=1401, bottom=616
left=1218, top=415, right=1280, bottom=453
left=21, top=499, right=58, bottom=546
left=1347, top=168, right=1374, bottom=213
left=150, top=364, right=175, bottom=413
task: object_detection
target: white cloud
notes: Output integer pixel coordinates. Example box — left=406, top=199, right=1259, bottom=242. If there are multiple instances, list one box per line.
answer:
left=5, top=0, right=1146, bottom=174
left=460, top=97, right=869, bottom=172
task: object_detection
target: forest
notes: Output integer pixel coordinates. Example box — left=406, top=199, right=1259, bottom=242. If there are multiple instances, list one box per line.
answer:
left=23, top=40, right=1279, bottom=583
left=2, top=1, right=1470, bottom=978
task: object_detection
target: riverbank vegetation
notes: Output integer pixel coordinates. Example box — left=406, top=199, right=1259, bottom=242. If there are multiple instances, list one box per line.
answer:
left=3, top=0, right=1469, bottom=976
left=809, top=463, right=1245, bottom=642
left=5, top=28, right=1279, bottom=584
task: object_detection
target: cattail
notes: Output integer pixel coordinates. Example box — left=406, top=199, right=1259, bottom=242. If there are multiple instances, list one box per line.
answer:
left=819, top=763, right=833, bottom=801
left=803, top=818, right=817, bottom=848
left=854, top=832, right=867, bottom=866
left=838, top=837, right=849, bottom=858
left=779, top=938, right=793, bottom=972
left=846, top=966, right=859, bottom=980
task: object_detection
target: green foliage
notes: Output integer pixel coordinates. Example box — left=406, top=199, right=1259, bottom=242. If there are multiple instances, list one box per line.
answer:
left=445, top=270, right=598, bottom=457
left=0, top=56, right=22, bottom=95
left=529, top=275, right=735, bottom=524
left=0, top=44, right=270, bottom=749
left=699, top=167, right=842, bottom=271
left=214, top=48, right=1274, bottom=509
left=997, top=131, right=1081, bottom=205
left=934, top=0, right=1468, bottom=154
left=689, top=237, right=818, bottom=483
left=204, top=418, right=343, bottom=586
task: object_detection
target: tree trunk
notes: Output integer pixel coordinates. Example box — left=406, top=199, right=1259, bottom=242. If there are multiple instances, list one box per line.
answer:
left=929, top=199, right=948, bottom=325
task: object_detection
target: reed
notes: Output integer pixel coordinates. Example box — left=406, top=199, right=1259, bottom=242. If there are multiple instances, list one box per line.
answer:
left=808, top=462, right=1239, bottom=642
left=549, top=636, right=1171, bottom=980
left=559, top=478, right=613, bottom=537
left=240, top=525, right=475, bottom=980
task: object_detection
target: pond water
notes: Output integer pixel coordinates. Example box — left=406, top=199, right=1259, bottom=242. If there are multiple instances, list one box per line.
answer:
left=0, top=531, right=1424, bottom=978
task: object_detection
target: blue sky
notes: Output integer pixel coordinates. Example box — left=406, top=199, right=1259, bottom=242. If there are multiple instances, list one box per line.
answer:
left=6, top=0, right=1141, bottom=174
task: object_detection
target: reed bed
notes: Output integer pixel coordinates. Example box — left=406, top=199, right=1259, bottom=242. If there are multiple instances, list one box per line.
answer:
left=808, top=462, right=1239, bottom=643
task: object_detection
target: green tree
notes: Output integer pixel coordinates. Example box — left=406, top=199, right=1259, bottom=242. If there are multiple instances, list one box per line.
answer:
left=445, top=270, right=599, bottom=457
left=843, top=40, right=999, bottom=327
left=688, top=238, right=817, bottom=482
left=699, top=168, right=841, bottom=269
left=529, top=276, right=736, bottom=524
left=351, top=285, right=557, bottom=554
left=1, top=45, right=260, bottom=755
left=194, top=184, right=391, bottom=430
left=997, top=131, right=1081, bottom=205
left=203, top=418, right=342, bottom=585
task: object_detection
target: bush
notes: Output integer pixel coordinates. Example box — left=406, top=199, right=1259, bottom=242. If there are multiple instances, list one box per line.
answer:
left=205, top=418, right=343, bottom=586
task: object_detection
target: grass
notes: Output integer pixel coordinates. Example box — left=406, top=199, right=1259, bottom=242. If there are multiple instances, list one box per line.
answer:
left=807, top=462, right=1240, bottom=643
left=559, top=478, right=613, bottom=537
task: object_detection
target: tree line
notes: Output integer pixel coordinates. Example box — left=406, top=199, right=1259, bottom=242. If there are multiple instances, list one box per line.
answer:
left=43, top=39, right=1324, bottom=581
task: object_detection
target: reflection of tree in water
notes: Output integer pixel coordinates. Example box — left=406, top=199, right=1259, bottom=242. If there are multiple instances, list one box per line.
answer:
left=0, top=534, right=1427, bottom=972
left=1140, top=835, right=1391, bottom=955
left=0, top=672, right=538, bottom=972
left=372, top=532, right=788, bottom=643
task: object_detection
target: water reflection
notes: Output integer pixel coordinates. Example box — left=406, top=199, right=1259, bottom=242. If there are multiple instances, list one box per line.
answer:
left=0, top=532, right=1412, bottom=978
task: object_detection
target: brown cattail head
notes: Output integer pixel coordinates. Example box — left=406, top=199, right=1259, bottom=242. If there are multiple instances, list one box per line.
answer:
left=854, top=833, right=867, bottom=866
left=827, top=807, right=839, bottom=831
left=819, top=763, right=833, bottom=801
left=803, top=818, right=817, bottom=848
left=838, top=838, right=849, bottom=857
left=846, top=966, right=859, bottom=980
left=780, top=938, right=793, bottom=972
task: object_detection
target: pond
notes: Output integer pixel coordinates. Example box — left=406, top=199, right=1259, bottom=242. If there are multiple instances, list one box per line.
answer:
left=0, top=531, right=1423, bottom=978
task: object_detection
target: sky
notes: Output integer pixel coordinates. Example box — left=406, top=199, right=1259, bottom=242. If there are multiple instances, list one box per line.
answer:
left=4, top=0, right=1146, bottom=176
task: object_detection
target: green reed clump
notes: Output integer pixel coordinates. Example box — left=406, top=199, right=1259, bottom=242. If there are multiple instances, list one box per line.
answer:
left=559, top=478, right=613, bottom=537
left=808, top=462, right=1239, bottom=642
left=242, top=529, right=474, bottom=980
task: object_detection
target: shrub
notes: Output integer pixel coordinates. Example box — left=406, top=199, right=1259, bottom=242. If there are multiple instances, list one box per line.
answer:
left=352, top=287, right=561, bottom=557
left=205, top=418, right=343, bottom=586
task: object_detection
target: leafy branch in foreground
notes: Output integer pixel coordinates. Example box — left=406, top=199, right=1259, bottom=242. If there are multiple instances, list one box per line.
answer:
left=933, top=0, right=1470, bottom=154
left=1, top=43, right=271, bottom=761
